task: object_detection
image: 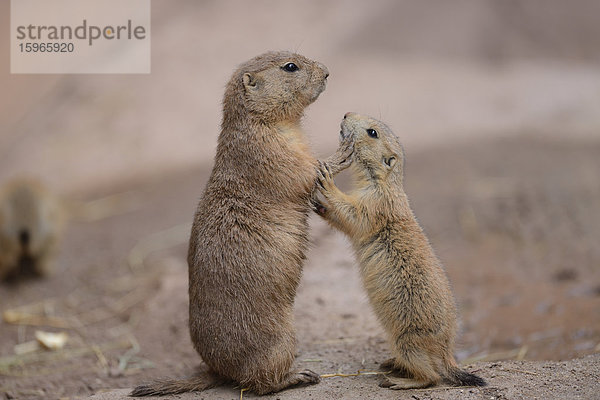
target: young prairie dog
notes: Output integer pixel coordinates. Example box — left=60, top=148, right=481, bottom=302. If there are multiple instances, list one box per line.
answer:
left=315, top=113, right=486, bottom=389
left=132, top=51, right=352, bottom=397
left=0, top=178, right=64, bottom=281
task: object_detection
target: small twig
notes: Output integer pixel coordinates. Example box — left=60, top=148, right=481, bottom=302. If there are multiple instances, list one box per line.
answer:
left=240, top=387, right=249, bottom=400
left=411, top=385, right=480, bottom=392
left=70, top=191, right=143, bottom=222
left=17, top=324, right=27, bottom=344
left=320, top=369, right=389, bottom=378
left=127, top=223, right=191, bottom=270
left=78, top=282, right=158, bottom=327
left=115, top=290, right=148, bottom=312
left=2, top=299, right=74, bottom=329
left=502, top=368, right=539, bottom=376
left=0, top=338, right=130, bottom=374
left=516, top=345, right=528, bottom=361
left=2, top=311, right=72, bottom=329
left=13, top=340, right=40, bottom=355
left=0, top=362, right=87, bottom=378
left=3, top=298, right=57, bottom=314
left=92, top=345, right=109, bottom=372
left=117, top=334, right=141, bottom=373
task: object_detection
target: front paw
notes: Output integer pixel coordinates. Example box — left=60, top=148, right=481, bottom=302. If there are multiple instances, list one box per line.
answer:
left=335, top=135, right=355, bottom=169
left=316, top=161, right=335, bottom=193
left=310, top=198, right=328, bottom=217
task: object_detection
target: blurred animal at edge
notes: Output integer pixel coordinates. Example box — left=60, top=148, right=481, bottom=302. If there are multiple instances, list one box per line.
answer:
left=0, top=178, right=64, bottom=281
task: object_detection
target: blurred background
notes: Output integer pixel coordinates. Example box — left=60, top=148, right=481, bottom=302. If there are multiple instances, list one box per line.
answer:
left=1, top=1, right=599, bottom=398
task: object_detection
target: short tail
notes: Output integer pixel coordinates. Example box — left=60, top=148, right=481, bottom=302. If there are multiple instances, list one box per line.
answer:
left=445, top=366, right=487, bottom=387
left=131, top=372, right=223, bottom=397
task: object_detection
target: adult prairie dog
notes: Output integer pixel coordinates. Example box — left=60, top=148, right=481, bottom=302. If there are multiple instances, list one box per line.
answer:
left=0, top=178, right=64, bottom=281
left=315, top=113, right=486, bottom=389
left=132, top=51, right=352, bottom=396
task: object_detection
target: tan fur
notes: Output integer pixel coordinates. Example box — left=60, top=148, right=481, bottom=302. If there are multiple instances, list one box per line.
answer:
left=0, top=178, right=64, bottom=281
left=132, top=51, right=353, bottom=397
left=315, top=113, right=486, bottom=390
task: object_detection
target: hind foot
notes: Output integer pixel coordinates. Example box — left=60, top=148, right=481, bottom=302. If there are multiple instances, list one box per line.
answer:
left=253, top=370, right=320, bottom=395
left=296, top=369, right=321, bottom=383
left=379, top=376, right=434, bottom=390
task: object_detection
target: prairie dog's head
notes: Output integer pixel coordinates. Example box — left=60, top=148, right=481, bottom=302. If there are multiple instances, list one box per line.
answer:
left=340, top=113, right=404, bottom=183
left=224, top=51, right=329, bottom=124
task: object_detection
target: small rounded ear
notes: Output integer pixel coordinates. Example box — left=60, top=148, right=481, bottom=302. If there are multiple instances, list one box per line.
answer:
left=243, top=72, right=257, bottom=90
left=383, top=154, right=397, bottom=169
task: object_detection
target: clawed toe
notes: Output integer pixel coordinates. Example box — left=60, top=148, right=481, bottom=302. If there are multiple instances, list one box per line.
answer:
left=298, top=369, right=321, bottom=383
left=378, top=376, right=394, bottom=388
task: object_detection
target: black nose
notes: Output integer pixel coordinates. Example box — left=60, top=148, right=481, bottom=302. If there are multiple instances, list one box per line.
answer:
left=19, top=229, right=30, bottom=247
left=324, top=72, right=329, bottom=79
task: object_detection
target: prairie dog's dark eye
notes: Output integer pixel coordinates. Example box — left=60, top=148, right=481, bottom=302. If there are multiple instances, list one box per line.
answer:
left=282, top=62, right=299, bottom=72
left=366, top=128, right=378, bottom=138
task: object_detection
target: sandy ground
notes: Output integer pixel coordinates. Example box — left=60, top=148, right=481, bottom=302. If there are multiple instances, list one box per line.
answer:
left=1, top=1, right=600, bottom=399
left=88, top=354, right=600, bottom=400
left=2, top=137, right=599, bottom=399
